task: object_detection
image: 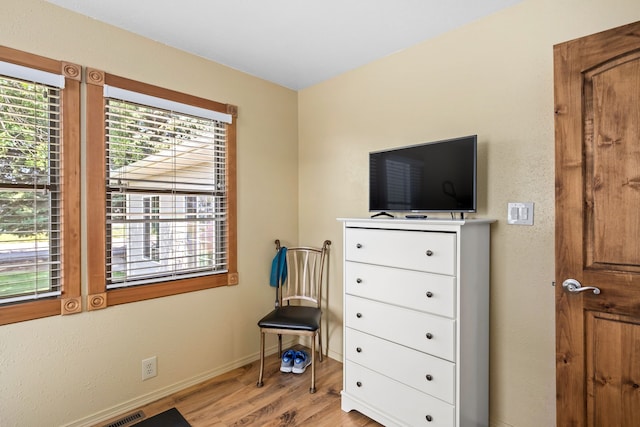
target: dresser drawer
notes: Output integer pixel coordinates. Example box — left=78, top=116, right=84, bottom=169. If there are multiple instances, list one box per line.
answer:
left=345, top=328, right=455, bottom=404
left=345, top=261, right=456, bottom=318
left=345, top=361, right=455, bottom=427
left=345, top=228, right=456, bottom=275
left=345, top=295, right=456, bottom=361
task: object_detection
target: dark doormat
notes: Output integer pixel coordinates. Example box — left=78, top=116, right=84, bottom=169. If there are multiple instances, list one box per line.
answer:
left=132, top=408, right=191, bottom=427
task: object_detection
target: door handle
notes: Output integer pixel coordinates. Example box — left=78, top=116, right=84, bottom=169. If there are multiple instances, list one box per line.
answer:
left=562, top=278, right=601, bottom=295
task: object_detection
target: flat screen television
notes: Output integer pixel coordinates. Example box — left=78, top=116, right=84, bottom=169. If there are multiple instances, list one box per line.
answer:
left=369, top=135, right=477, bottom=214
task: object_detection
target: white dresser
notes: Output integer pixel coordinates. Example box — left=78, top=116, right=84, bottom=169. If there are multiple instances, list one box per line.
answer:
left=339, top=218, right=492, bottom=427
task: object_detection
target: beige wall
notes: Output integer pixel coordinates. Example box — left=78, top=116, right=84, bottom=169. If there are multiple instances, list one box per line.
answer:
left=298, top=1, right=640, bottom=427
left=0, top=1, right=299, bottom=426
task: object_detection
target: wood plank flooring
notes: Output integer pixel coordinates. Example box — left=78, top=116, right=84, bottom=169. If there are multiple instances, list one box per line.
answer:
left=97, top=346, right=381, bottom=427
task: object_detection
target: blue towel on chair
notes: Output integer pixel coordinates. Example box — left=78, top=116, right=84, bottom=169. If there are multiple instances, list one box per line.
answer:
left=270, top=247, right=287, bottom=287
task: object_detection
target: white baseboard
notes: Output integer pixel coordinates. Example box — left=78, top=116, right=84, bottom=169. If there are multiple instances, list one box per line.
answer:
left=326, top=348, right=342, bottom=361
left=64, top=338, right=296, bottom=427
left=490, top=419, right=516, bottom=427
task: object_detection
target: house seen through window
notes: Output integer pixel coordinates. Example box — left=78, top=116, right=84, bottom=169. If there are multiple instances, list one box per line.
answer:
left=142, top=196, right=160, bottom=262
left=105, top=94, right=229, bottom=288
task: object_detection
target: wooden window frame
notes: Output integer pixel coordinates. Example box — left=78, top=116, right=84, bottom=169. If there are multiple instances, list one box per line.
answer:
left=0, top=46, right=82, bottom=325
left=86, top=70, right=238, bottom=309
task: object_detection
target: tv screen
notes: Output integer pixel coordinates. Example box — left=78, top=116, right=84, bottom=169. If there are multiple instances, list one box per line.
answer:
left=369, top=135, right=477, bottom=213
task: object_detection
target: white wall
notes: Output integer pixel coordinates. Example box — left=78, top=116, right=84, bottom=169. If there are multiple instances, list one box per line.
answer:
left=0, top=1, right=299, bottom=426
left=298, top=1, right=640, bottom=426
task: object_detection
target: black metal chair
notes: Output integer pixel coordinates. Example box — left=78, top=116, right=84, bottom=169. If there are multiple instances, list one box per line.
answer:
left=256, top=239, right=331, bottom=393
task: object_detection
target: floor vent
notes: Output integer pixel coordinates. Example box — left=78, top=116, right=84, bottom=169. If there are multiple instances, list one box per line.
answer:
left=104, top=410, right=145, bottom=427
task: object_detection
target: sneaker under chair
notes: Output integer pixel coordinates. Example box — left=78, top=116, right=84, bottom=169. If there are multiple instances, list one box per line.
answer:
left=256, top=239, right=331, bottom=393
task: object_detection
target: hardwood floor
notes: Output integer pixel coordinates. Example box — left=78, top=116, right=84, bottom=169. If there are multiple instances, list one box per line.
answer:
left=97, top=346, right=381, bottom=427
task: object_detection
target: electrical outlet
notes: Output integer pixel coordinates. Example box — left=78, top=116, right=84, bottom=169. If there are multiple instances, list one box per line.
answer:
left=142, top=356, right=157, bottom=381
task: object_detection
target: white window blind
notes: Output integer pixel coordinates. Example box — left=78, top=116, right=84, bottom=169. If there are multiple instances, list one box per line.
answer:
left=103, top=85, right=232, bottom=124
left=0, top=73, right=62, bottom=304
left=105, top=94, right=228, bottom=289
left=0, top=61, right=65, bottom=89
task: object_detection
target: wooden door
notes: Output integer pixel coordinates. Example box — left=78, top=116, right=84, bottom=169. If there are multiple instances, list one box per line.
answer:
left=555, top=21, right=640, bottom=427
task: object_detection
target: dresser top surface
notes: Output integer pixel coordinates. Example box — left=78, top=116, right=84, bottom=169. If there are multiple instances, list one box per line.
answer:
left=338, top=217, right=495, bottom=227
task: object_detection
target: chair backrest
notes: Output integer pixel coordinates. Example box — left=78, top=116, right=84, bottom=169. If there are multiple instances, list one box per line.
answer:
left=278, top=240, right=331, bottom=309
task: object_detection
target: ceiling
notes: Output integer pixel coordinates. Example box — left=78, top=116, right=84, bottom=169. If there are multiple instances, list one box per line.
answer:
left=45, top=0, right=523, bottom=90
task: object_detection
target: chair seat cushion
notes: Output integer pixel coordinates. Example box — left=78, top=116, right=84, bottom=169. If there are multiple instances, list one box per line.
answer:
left=258, top=306, right=321, bottom=331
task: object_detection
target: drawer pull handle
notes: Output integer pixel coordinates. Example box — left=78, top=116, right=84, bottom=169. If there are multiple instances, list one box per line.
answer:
left=426, top=250, right=434, bottom=256
left=356, top=278, right=362, bottom=284
left=426, top=374, right=433, bottom=381
left=426, top=415, right=433, bottom=422
left=356, top=381, right=362, bottom=387
left=426, top=291, right=433, bottom=298
left=356, top=313, right=363, bottom=318
left=356, top=243, right=363, bottom=249
left=426, top=333, right=433, bottom=340
left=356, top=347, right=362, bottom=353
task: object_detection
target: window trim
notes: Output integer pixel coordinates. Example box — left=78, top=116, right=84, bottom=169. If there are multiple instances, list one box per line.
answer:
left=0, top=46, right=81, bottom=325
left=86, top=70, right=238, bottom=309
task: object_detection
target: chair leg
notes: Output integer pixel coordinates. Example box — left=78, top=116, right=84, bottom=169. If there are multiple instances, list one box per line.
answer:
left=278, top=333, right=282, bottom=357
left=257, top=331, right=265, bottom=387
left=318, top=325, right=323, bottom=362
left=309, top=333, right=316, bottom=393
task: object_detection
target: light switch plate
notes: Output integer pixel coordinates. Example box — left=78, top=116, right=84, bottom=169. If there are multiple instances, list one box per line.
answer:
left=507, top=202, right=534, bottom=225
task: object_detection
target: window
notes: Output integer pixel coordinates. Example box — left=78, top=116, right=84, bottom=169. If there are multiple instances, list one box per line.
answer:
left=142, top=196, right=160, bottom=262
left=87, top=71, right=237, bottom=308
left=0, top=47, right=81, bottom=325
left=185, top=196, right=215, bottom=269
